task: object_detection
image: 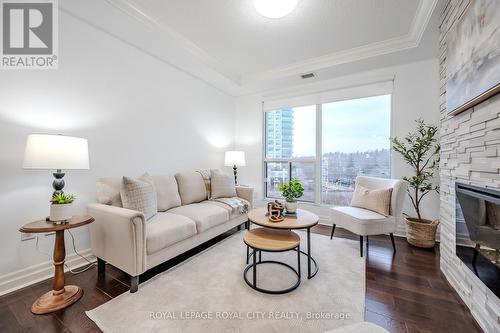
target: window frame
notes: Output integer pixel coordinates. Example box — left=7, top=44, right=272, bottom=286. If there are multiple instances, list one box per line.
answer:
left=263, top=94, right=392, bottom=206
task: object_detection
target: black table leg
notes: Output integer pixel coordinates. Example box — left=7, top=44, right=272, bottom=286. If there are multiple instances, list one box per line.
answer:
left=297, top=244, right=301, bottom=277
left=253, top=248, right=257, bottom=288
left=307, top=227, right=312, bottom=279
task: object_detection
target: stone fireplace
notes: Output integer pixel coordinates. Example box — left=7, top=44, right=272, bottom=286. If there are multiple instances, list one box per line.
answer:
left=440, top=1, right=500, bottom=332
left=455, top=182, right=500, bottom=298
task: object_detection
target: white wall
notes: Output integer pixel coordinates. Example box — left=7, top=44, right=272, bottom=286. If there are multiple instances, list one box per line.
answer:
left=0, top=9, right=235, bottom=279
left=234, top=59, right=441, bottom=234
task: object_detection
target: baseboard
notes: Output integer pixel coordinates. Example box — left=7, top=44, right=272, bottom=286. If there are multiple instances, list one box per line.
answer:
left=0, top=248, right=96, bottom=296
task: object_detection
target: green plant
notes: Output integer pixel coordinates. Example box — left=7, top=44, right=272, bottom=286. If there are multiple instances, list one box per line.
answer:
left=279, top=179, right=304, bottom=202
left=50, top=193, right=75, bottom=205
left=391, top=119, right=440, bottom=222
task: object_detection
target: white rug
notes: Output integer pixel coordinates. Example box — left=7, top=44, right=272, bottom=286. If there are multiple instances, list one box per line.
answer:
left=86, top=231, right=365, bottom=333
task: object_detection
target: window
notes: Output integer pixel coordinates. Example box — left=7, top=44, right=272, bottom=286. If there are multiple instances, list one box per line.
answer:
left=264, top=105, right=316, bottom=202
left=264, top=94, right=391, bottom=205
left=321, top=95, right=391, bottom=205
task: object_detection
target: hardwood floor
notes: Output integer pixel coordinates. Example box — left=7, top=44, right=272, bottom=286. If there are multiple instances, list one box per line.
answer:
left=0, top=224, right=482, bottom=333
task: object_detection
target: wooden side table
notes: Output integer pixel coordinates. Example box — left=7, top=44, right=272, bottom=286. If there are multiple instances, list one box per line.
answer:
left=19, top=215, right=94, bottom=314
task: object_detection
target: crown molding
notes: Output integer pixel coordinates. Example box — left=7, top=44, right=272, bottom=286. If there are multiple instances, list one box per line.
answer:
left=102, top=0, right=437, bottom=90
left=104, top=0, right=241, bottom=85
left=242, top=0, right=438, bottom=84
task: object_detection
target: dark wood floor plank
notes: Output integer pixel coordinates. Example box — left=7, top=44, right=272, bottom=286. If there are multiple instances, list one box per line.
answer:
left=365, top=309, right=407, bottom=333
left=0, top=224, right=483, bottom=333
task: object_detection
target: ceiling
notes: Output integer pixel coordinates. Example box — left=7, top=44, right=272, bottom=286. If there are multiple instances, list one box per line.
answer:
left=62, top=0, right=441, bottom=95
left=134, top=0, right=420, bottom=76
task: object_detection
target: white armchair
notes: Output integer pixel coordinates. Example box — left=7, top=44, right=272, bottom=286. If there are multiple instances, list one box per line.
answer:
left=330, top=176, right=407, bottom=257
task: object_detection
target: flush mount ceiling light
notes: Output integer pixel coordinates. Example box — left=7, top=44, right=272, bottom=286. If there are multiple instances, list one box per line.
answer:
left=253, top=0, right=299, bottom=19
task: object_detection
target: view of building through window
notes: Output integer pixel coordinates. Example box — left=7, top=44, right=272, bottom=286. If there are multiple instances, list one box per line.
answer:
left=265, top=95, right=391, bottom=205
left=265, top=105, right=316, bottom=201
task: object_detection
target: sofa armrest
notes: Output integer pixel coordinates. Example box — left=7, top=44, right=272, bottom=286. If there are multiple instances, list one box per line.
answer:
left=236, top=186, right=254, bottom=208
left=87, top=203, right=146, bottom=276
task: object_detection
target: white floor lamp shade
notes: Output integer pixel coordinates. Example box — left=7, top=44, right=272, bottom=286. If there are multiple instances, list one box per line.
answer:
left=23, top=134, right=90, bottom=194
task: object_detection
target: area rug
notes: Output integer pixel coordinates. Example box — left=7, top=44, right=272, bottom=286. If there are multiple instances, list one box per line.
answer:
left=86, top=231, right=365, bottom=333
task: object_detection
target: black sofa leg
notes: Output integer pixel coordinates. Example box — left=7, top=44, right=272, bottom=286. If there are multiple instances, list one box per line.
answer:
left=330, top=224, right=336, bottom=240
left=97, top=258, right=105, bottom=276
left=360, top=236, right=364, bottom=257
left=130, top=276, right=139, bottom=293
left=390, top=233, right=396, bottom=252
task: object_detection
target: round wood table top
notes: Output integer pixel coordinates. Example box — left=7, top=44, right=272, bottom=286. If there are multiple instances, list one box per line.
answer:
left=248, top=208, right=319, bottom=229
left=19, top=215, right=94, bottom=233
left=244, top=228, right=300, bottom=252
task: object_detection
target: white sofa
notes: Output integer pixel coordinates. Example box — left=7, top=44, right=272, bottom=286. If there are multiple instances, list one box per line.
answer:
left=330, top=176, right=406, bottom=257
left=88, top=171, right=253, bottom=292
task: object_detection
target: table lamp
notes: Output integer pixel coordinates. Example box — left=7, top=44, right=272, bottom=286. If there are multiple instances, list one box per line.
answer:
left=23, top=134, right=90, bottom=195
left=224, top=151, right=246, bottom=185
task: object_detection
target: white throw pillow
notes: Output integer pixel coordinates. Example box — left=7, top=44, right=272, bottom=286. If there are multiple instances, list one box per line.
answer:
left=350, top=185, right=393, bottom=216
left=152, top=174, right=181, bottom=211
left=96, top=177, right=122, bottom=207
left=120, top=173, right=157, bottom=220
left=175, top=171, right=208, bottom=205
left=210, top=171, right=237, bottom=199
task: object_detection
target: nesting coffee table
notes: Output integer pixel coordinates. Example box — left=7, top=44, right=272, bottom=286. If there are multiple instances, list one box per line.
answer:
left=243, top=228, right=301, bottom=294
left=247, top=208, right=319, bottom=279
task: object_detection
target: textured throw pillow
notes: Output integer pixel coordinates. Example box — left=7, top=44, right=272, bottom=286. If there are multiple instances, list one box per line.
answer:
left=120, top=173, right=157, bottom=220
left=350, top=185, right=393, bottom=216
left=210, top=170, right=237, bottom=199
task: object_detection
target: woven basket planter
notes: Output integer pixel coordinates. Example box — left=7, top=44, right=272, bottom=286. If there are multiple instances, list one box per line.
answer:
left=405, top=217, right=440, bottom=248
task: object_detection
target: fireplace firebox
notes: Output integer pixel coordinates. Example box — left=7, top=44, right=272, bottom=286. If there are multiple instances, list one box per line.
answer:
left=456, top=182, right=500, bottom=297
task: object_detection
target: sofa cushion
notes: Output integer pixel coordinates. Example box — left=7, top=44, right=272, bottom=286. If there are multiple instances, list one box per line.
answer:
left=146, top=213, right=197, bottom=254
left=96, top=177, right=122, bottom=207
left=351, top=185, right=392, bottom=216
left=168, top=203, right=229, bottom=233
left=120, top=173, right=157, bottom=220
left=210, top=170, right=237, bottom=199
left=152, top=174, right=181, bottom=212
left=175, top=171, right=208, bottom=205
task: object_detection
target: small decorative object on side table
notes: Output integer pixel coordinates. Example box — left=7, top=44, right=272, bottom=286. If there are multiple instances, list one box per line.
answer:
left=19, top=215, right=94, bottom=314
left=266, top=200, right=285, bottom=222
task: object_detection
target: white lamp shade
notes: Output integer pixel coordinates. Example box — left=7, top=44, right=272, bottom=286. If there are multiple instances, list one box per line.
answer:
left=224, top=151, right=246, bottom=167
left=23, top=134, right=90, bottom=170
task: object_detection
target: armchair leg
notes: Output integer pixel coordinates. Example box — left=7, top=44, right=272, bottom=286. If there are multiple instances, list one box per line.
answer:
left=390, top=233, right=396, bottom=252
left=130, top=276, right=139, bottom=293
left=330, top=224, right=336, bottom=240
left=97, top=258, right=105, bottom=277
left=360, top=236, right=364, bottom=257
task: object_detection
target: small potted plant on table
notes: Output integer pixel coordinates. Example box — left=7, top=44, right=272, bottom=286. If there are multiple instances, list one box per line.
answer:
left=279, top=178, right=304, bottom=214
left=50, top=193, right=75, bottom=222
left=391, top=119, right=440, bottom=248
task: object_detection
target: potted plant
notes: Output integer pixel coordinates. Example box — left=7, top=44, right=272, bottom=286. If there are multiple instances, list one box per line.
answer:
left=279, top=178, right=304, bottom=214
left=50, top=193, right=75, bottom=222
left=391, top=119, right=440, bottom=248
